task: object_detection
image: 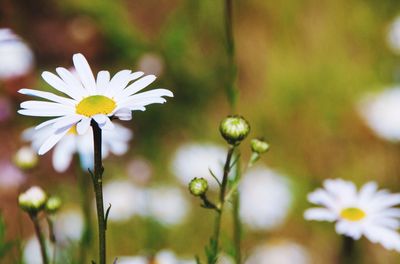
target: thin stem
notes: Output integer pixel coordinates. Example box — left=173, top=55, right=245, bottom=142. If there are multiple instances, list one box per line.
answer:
left=209, top=146, right=235, bottom=264
left=91, top=121, right=106, bottom=264
left=340, top=236, right=358, bottom=264
left=30, top=214, right=49, bottom=264
left=224, top=0, right=237, bottom=109
left=45, top=215, right=57, bottom=264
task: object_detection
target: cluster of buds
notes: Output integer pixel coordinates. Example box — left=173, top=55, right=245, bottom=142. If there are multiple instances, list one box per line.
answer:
left=18, top=186, right=61, bottom=215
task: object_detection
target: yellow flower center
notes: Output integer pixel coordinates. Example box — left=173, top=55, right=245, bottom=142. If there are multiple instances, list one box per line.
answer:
left=340, top=207, right=366, bottom=221
left=68, top=126, right=78, bottom=135
left=76, top=95, right=116, bottom=117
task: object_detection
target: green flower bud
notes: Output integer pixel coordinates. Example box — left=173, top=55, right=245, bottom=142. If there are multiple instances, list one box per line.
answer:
left=14, top=146, right=38, bottom=170
left=189, top=177, right=208, bottom=196
left=18, top=186, right=47, bottom=214
left=45, top=196, right=62, bottom=214
left=251, top=138, right=270, bottom=154
left=219, top=115, right=250, bottom=145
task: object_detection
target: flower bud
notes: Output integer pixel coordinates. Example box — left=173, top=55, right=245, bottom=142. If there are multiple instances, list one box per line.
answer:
left=251, top=138, right=270, bottom=154
left=18, top=186, right=47, bottom=214
left=45, top=196, right=62, bottom=214
left=14, top=146, right=38, bottom=169
left=219, top=115, right=250, bottom=145
left=189, top=177, right=208, bottom=196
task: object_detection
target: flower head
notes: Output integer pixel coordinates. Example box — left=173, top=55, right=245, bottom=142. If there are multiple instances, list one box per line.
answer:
left=14, top=146, right=38, bottom=169
left=18, top=53, right=172, bottom=155
left=219, top=115, right=250, bottom=145
left=0, top=28, right=34, bottom=80
left=304, top=179, right=400, bottom=252
left=23, top=122, right=132, bottom=172
left=18, top=186, right=47, bottom=213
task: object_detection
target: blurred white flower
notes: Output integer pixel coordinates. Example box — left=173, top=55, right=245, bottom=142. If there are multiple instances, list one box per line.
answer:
left=387, top=16, right=400, bottom=54
left=118, top=249, right=195, bottom=264
left=23, top=236, right=54, bottom=264
left=147, top=186, right=189, bottom=226
left=23, top=122, right=132, bottom=172
left=171, top=143, right=226, bottom=190
left=245, top=241, right=310, bottom=264
left=14, top=146, right=38, bottom=169
left=239, top=166, right=292, bottom=230
left=53, top=208, right=84, bottom=245
left=0, top=160, right=25, bottom=190
left=126, top=157, right=153, bottom=185
left=358, top=88, right=400, bottom=142
left=0, top=28, right=34, bottom=80
left=304, top=179, right=400, bottom=252
left=137, top=53, right=165, bottom=76
left=102, top=180, right=147, bottom=222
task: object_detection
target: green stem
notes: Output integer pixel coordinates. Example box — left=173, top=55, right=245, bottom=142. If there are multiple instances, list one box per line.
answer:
left=91, top=121, right=106, bottom=264
left=30, top=214, right=49, bottom=264
left=224, top=0, right=237, bottom=109
left=45, top=215, right=57, bottom=264
left=78, top=163, right=93, bottom=264
left=340, top=236, right=358, bottom=264
left=209, top=146, right=235, bottom=264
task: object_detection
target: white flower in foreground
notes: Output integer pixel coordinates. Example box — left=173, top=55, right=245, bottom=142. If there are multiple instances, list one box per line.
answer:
left=245, top=240, right=310, bottom=264
left=23, top=122, right=132, bottom=172
left=0, top=28, right=34, bottom=79
left=304, top=179, right=400, bottom=252
left=53, top=208, right=84, bottom=245
left=171, top=143, right=226, bottom=190
left=239, top=166, right=292, bottom=230
left=102, top=180, right=147, bottom=222
left=118, top=249, right=195, bottom=264
left=358, top=88, right=400, bottom=142
left=387, top=16, right=400, bottom=54
left=18, top=53, right=173, bottom=155
left=147, top=186, right=189, bottom=226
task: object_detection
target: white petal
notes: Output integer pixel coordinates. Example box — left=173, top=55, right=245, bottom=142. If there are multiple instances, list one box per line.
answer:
left=99, top=118, right=114, bottom=130
left=18, top=88, right=76, bottom=106
left=104, top=70, right=132, bottom=97
left=72, top=53, right=97, bottom=94
left=38, top=128, right=70, bottom=155
left=35, top=116, right=68, bottom=130
left=96, top=70, right=110, bottom=94
left=18, top=109, right=70, bottom=117
left=304, top=208, right=336, bottom=222
left=52, top=115, right=81, bottom=131
left=52, top=136, right=75, bottom=172
left=114, top=75, right=156, bottom=100
left=113, top=108, right=132, bottom=121
left=55, top=67, right=88, bottom=99
left=92, top=114, right=107, bottom=126
left=76, top=117, right=91, bottom=135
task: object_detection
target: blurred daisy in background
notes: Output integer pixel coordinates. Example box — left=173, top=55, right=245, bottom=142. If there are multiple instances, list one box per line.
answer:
left=358, top=87, right=400, bottom=142
left=239, top=166, right=292, bottom=230
left=23, top=122, right=132, bottom=172
left=387, top=16, right=400, bottom=54
left=118, top=249, right=195, bottom=264
left=147, top=186, right=189, bottom=226
left=13, top=146, right=38, bottom=169
left=18, top=53, right=173, bottom=154
left=0, top=28, right=34, bottom=80
left=53, top=208, right=84, bottom=246
left=304, top=179, right=400, bottom=252
left=0, top=160, right=26, bottom=190
left=102, top=180, right=147, bottom=222
left=171, top=143, right=226, bottom=190
left=245, top=240, right=310, bottom=264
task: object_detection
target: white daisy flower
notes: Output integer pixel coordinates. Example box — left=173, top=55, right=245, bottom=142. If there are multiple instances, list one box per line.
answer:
left=23, top=122, right=132, bottom=172
left=245, top=240, right=310, bottom=264
left=171, top=143, right=226, bottom=190
left=304, top=178, right=400, bottom=252
left=0, top=28, right=34, bottom=80
left=239, top=166, right=292, bottom=230
left=18, top=53, right=173, bottom=155
left=147, top=186, right=189, bottom=226
left=358, top=88, right=400, bottom=142
left=118, top=249, right=196, bottom=264
left=102, top=180, right=147, bottom=222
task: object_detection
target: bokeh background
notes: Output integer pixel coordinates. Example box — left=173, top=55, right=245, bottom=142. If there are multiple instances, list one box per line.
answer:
left=2, top=0, right=400, bottom=263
